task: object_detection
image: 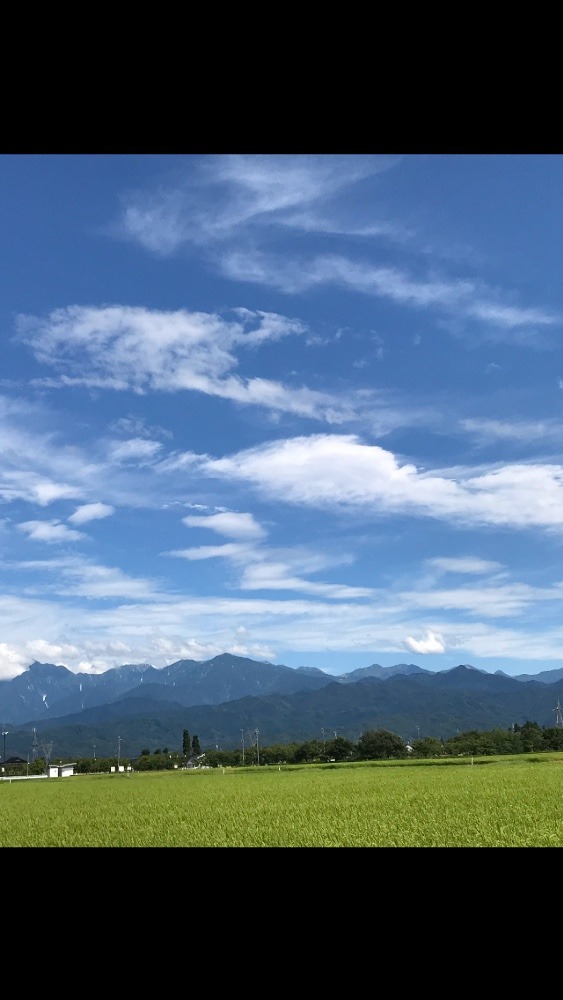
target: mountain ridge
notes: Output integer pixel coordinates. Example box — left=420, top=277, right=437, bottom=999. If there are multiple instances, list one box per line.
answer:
left=3, top=659, right=563, bottom=760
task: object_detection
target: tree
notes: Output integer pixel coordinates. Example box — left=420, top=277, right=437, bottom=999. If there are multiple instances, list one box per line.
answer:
left=411, top=736, right=443, bottom=758
left=182, top=729, right=191, bottom=755
left=357, top=729, right=408, bottom=760
left=519, top=720, right=544, bottom=753
left=293, top=739, right=323, bottom=763
left=542, top=727, right=563, bottom=751
left=325, top=735, right=355, bottom=761
left=191, top=735, right=201, bottom=756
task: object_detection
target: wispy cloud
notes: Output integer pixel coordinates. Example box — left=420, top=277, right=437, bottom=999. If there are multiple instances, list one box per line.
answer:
left=106, top=438, right=163, bottom=464
left=16, top=305, right=360, bottom=423
left=237, top=561, right=374, bottom=598
left=166, top=542, right=252, bottom=561
left=220, top=252, right=558, bottom=337
left=3, top=567, right=563, bottom=676
left=166, top=510, right=369, bottom=599
left=68, top=503, right=115, bottom=525
left=0, top=399, right=171, bottom=512
left=461, top=417, right=563, bottom=444
left=399, top=581, right=563, bottom=617
left=427, top=556, right=503, bottom=574
left=9, top=554, right=169, bottom=601
left=108, top=156, right=561, bottom=354
left=182, top=511, right=267, bottom=540
left=114, top=154, right=400, bottom=254
left=17, top=520, right=87, bottom=543
left=108, top=414, right=173, bottom=440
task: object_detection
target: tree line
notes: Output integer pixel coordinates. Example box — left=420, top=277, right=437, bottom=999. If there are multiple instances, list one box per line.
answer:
left=3, top=720, right=562, bottom=776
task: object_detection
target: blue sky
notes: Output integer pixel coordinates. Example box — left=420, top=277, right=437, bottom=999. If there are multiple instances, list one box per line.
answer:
left=2, top=152, right=563, bottom=679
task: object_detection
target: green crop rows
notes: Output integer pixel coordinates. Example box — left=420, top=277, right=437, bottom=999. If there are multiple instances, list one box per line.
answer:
left=1, top=755, right=562, bottom=847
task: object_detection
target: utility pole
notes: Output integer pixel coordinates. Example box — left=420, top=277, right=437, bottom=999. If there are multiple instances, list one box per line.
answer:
left=554, top=700, right=563, bottom=728
left=2, top=729, right=8, bottom=764
left=241, top=729, right=245, bottom=765
left=255, top=728, right=260, bottom=766
left=117, top=736, right=121, bottom=770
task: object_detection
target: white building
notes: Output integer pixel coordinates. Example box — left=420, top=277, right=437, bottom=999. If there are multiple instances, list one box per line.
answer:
left=48, top=763, right=76, bottom=778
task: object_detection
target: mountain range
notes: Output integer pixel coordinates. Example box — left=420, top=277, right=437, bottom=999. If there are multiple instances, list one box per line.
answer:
left=2, top=654, right=563, bottom=761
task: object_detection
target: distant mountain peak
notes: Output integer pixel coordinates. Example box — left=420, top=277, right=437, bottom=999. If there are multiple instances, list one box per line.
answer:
left=206, top=653, right=273, bottom=668
left=338, top=662, right=430, bottom=683
left=447, top=663, right=486, bottom=673
left=27, top=661, right=72, bottom=675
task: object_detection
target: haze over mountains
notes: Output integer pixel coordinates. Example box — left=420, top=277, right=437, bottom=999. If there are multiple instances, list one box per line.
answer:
left=2, top=655, right=563, bottom=761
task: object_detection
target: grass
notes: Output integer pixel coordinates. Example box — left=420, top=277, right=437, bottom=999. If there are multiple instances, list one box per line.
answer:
left=2, top=754, right=563, bottom=847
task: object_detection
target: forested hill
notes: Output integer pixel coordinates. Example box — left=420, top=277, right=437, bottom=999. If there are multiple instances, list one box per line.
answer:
left=5, top=664, right=563, bottom=760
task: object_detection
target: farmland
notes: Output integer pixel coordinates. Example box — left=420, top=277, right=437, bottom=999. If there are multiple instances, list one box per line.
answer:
left=1, top=755, right=563, bottom=847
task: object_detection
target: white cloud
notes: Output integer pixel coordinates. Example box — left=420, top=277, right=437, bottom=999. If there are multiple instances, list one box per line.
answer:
left=428, top=557, right=503, bottom=575
left=182, top=511, right=266, bottom=540
left=403, top=630, right=446, bottom=654
left=0, top=643, right=29, bottom=679
left=16, top=306, right=305, bottom=389
left=9, top=315, right=437, bottom=441
left=25, top=638, right=84, bottom=663
left=0, top=470, right=83, bottom=507
left=68, top=502, right=115, bottom=525
left=4, top=576, right=563, bottom=678
left=17, top=306, right=359, bottom=423
left=202, top=433, right=563, bottom=530
left=17, top=520, right=87, bottom=543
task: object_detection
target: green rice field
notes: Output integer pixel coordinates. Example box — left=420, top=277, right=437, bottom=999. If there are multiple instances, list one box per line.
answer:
left=2, top=755, right=563, bottom=847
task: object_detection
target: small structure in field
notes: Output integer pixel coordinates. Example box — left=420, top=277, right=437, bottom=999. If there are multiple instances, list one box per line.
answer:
left=48, top=763, right=76, bottom=778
